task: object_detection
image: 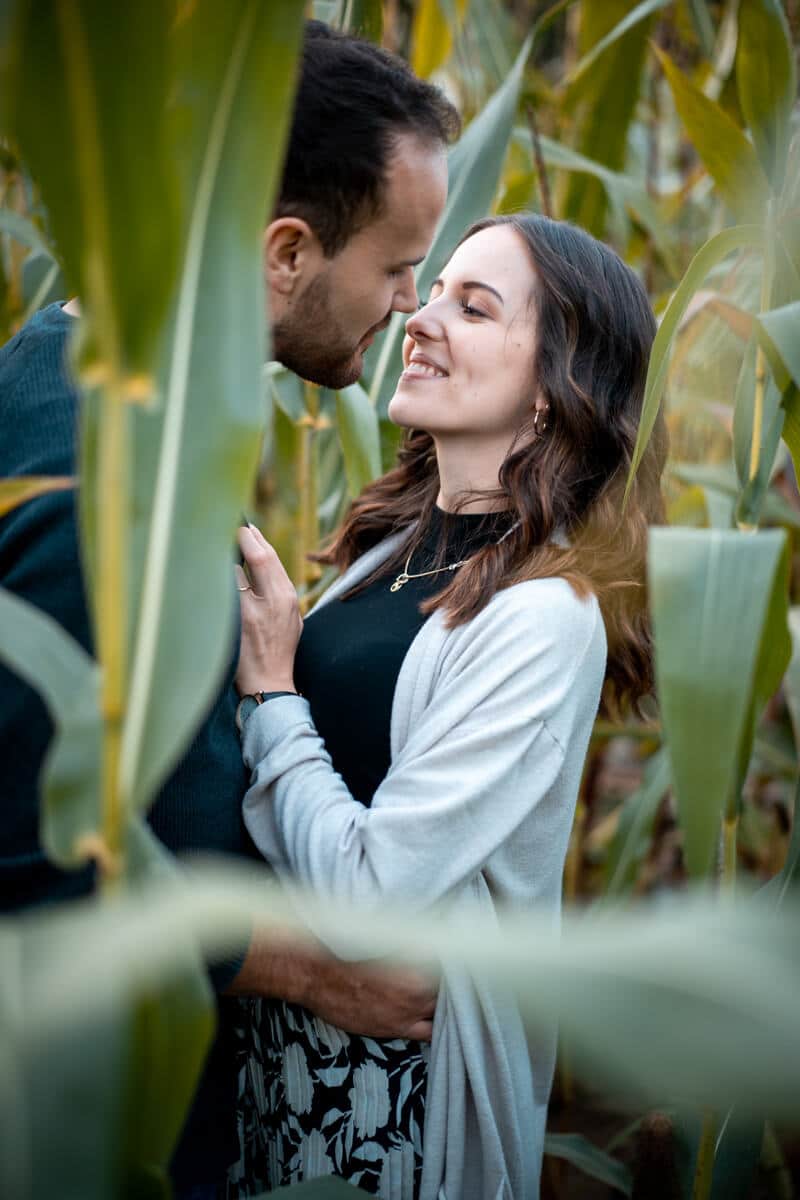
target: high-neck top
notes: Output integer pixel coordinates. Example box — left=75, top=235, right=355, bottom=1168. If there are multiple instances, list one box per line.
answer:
left=293, top=505, right=516, bottom=805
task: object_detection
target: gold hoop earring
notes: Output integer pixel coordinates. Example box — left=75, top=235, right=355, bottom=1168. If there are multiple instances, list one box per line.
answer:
left=533, top=406, right=550, bottom=436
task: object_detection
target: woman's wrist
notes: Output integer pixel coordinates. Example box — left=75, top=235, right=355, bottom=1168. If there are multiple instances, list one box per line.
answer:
left=237, top=678, right=297, bottom=698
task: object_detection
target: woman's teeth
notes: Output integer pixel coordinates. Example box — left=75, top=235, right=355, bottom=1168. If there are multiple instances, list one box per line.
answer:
left=406, top=362, right=447, bottom=379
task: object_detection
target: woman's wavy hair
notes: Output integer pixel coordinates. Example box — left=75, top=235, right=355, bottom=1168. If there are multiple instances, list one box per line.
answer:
left=315, top=214, right=668, bottom=714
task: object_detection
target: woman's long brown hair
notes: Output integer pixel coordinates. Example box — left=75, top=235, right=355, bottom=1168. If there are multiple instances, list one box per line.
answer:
left=314, top=214, right=668, bottom=714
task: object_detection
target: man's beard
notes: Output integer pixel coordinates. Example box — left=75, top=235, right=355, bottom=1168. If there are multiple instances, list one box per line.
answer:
left=272, top=272, right=367, bottom=390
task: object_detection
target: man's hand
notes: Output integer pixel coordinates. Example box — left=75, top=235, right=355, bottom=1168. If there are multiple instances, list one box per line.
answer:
left=226, top=926, right=436, bottom=1042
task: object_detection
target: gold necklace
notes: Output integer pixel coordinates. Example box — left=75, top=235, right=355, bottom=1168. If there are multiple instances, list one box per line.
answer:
left=390, top=548, right=472, bottom=592
left=389, top=518, right=521, bottom=593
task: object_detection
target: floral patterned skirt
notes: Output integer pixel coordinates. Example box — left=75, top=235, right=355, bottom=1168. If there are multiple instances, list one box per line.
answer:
left=229, top=997, right=428, bottom=1199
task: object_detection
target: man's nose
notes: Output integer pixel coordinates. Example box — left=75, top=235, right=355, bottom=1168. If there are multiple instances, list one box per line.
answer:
left=392, top=267, right=419, bottom=314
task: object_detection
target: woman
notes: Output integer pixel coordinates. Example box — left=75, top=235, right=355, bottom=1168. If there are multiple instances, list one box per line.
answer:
left=233, top=214, right=667, bottom=1199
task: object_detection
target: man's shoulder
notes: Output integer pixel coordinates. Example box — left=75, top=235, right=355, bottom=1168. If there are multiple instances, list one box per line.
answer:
left=0, top=302, right=72, bottom=393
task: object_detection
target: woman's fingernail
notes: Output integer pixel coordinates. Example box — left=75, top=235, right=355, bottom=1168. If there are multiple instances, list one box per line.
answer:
left=248, top=522, right=267, bottom=546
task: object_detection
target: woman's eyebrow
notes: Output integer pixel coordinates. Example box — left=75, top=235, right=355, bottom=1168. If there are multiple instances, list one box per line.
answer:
left=430, top=277, right=505, bottom=305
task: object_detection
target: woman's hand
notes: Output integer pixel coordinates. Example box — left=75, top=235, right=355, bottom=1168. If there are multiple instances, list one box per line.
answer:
left=235, top=524, right=302, bottom=697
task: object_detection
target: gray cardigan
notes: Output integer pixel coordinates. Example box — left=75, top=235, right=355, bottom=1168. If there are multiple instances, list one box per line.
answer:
left=241, top=531, right=607, bottom=1199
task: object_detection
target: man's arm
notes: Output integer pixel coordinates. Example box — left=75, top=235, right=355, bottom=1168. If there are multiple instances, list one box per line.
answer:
left=226, top=926, right=436, bottom=1042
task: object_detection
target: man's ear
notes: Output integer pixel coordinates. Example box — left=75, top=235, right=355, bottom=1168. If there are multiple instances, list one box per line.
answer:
left=263, top=217, right=324, bottom=301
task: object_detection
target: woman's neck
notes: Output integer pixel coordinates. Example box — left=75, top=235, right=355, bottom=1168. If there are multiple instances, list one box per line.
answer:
left=433, top=435, right=511, bottom=514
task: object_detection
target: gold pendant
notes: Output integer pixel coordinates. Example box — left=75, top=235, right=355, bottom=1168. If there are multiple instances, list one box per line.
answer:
left=390, top=573, right=409, bottom=592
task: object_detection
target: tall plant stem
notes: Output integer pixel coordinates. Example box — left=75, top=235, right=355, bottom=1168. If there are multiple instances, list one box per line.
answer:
left=57, top=0, right=129, bottom=887
left=294, top=384, right=322, bottom=613
left=692, top=1111, right=718, bottom=1200
left=97, top=377, right=128, bottom=888
left=721, top=814, right=738, bottom=894
left=694, top=801, right=740, bottom=1197
left=749, top=200, right=777, bottom=487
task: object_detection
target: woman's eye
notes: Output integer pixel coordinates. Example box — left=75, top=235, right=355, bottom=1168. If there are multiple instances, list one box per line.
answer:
left=460, top=299, right=486, bottom=318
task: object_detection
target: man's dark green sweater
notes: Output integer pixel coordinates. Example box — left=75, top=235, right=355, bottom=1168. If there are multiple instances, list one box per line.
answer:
left=0, top=302, right=258, bottom=1191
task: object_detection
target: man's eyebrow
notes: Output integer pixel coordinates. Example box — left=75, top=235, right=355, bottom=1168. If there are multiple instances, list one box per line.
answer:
left=430, top=277, right=505, bottom=305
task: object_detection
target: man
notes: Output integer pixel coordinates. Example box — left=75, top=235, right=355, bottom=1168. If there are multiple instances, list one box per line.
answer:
left=0, top=20, right=457, bottom=1196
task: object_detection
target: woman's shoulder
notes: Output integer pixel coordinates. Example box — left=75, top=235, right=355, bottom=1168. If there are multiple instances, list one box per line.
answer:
left=435, top=575, right=605, bottom=681
left=487, top=576, right=603, bottom=644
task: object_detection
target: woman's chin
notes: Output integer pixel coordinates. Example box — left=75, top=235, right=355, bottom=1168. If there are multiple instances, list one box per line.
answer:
left=387, top=392, right=415, bottom=428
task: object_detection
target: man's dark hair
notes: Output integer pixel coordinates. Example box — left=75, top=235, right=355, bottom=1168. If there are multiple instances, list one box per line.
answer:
left=276, top=21, right=460, bottom=255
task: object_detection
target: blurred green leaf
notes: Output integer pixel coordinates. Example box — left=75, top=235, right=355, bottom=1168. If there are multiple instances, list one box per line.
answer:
left=560, top=0, right=657, bottom=236
left=336, top=382, right=381, bottom=497
left=0, top=207, right=51, bottom=255
left=564, top=0, right=669, bottom=90
left=366, top=33, right=533, bottom=415
left=674, top=1108, right=763, bottom=1200
left=0, top=474, right=75, bottom=517
left=272, top=1179, right=372, bottom=1196
left=648, top=528, right=790, bottom=877
left=671, top=460, right=800, bottom=530
left=603, top=746, right=670, bottom=897
left=268, top=363, right=308, bottom=424
left=341, top=0, right=382, bottom=42
left=653, top=45, right=769, bottom=222
left=411, top=0, right=466, bottom=78
left=626, top=225, right=765, bottom=502
left=755, top=300, right=800, bottom=393
left=21, top=253, right=63, bottom=322
left=732, top=335, right=784, bottom=528
left=9, top=865, right=800, bottom=1118
left=121, top=821, right=216, bottom=1182
left=685, top=0, right=716, bottom=57
left=544, top=1132, right=632, bottom=1195
left=736, top=0, right=797, bottom=192
left=4, top=0, right=180, bottom=381
left=118, top=2, right=305, bottom=814
left=0, top=587, right=102, bottom=867
left=783, top=608, right=800, bottom=752
left=531, top=132, right=679, bottom=272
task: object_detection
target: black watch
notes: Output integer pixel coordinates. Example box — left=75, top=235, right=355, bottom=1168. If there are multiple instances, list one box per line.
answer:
left=235, top=690, right=297, bottom=733
left=235, top=691, right=267, bottom=733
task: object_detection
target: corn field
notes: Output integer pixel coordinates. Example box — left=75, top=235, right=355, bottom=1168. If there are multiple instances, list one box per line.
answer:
left=1, top=1, right=799, bottom=1198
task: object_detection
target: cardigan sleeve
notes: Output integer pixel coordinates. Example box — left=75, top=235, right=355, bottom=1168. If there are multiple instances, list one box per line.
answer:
left=241, top=580, right=604, bottom=912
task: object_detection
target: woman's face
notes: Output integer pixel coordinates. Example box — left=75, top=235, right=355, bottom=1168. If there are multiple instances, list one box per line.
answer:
left=388, top=225, right=539, bottom=443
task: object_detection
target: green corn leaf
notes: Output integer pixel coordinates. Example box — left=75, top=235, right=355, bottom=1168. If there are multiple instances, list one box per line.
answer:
left=0, top=587, right=101, bottom=866
left=648, top=527, right=790, bottom=877
left=736, top=0, right=797, bottom=192
left=336, top=382, right=381, bottom=498
left=0, top=208, right=52, bottom=256
left=685, top=0, right=716, bottom=57
left=544, top=1132, right=632, bottom=1195
left=10, top=866, right=800, bottom=1121
left=118, top=2, right=305, bottom=814
left=653, top=45, right=769, bottom=222
left=559, top=0, right=658, bottom=236
left=121, top=820, right=216, bottom=1184
left=365, top=33, right=534, bottom=415
left=4, top=0, right=181, bottom=384
left=603, top=746, right=670, bottom=898
left=563, top=0, right=670, bottom=91
left=272, top=1179, right=372, bottom=1196
left=341, top=0, right=382, bottom=42
left=625, top=225, right=765, bottom=503
left=530, top=132, right=679, bottom=274
left=755, top=299, right=800, bottom=393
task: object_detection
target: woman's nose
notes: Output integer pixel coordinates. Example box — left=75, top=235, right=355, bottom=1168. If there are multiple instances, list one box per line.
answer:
left=405, top=299, right=444, bottom=343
